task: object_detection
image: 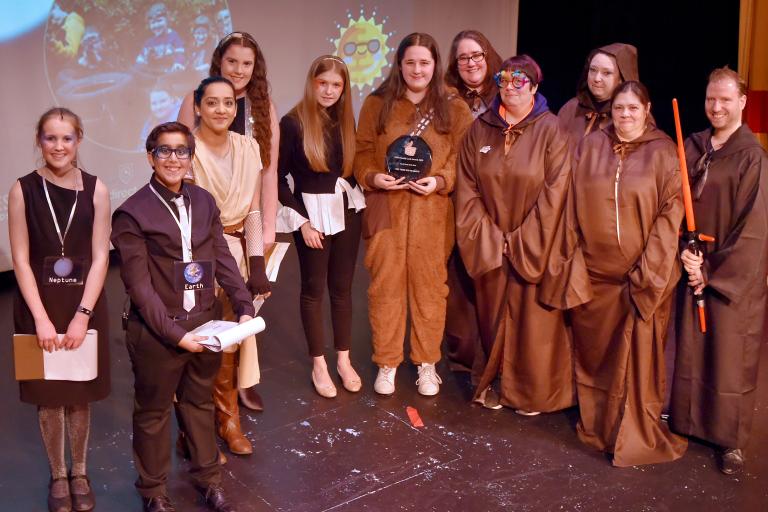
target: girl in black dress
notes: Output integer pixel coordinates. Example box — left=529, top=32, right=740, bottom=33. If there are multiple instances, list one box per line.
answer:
left=9, top=108, right=111, bottom=512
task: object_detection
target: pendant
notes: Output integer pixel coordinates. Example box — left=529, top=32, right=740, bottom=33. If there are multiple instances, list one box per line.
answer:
left=53, top=257, right=74, bottom=277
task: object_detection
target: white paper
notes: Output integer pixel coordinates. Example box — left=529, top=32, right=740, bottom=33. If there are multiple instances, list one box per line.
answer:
left=266, top=242, right=290, bottom=282
left=193, top=317, right=266, bottom=352
left=42, top=330, right=98, bottom=381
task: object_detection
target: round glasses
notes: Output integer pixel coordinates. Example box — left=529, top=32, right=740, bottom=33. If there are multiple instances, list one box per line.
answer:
left=494, top=70, right=531, bottom=89
left=153, top=146, right=191, bottom=160
left=457, top=52, right=486, bottom=66
left=343, top=39, right=381, bottom=56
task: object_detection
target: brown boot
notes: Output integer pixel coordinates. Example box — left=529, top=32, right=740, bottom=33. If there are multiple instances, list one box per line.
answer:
left=213, top=352, right=253, bottom=455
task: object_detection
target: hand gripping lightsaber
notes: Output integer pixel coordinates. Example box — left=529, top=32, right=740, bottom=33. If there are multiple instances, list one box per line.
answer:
left=672, top=98, right=715, bottom=333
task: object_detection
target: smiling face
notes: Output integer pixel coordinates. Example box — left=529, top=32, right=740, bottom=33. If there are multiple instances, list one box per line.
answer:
left=587, top=52, right=619, bottom=102
left=149, top=15, right=168, bottom=37
left=196, top=81, right=237, bottom=134
left=401, top=45, right=435, bottom=95
left=147, top=131, right=191, bottom=193
left=705, top=78, right=746, bottom=134
left=150, top=90, right=174, bottom=120
left=456, top=38, right=487, bottom=90
left=314, top=69, right=344, bottom=108
left=219, top=44, right=255, bottom=95
left=611, top=90, right=650, bottom=140
left=39, top=117, right=80, bottom=172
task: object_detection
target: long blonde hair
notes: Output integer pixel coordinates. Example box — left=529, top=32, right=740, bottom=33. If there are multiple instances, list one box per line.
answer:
left=291, top=55, right=355, bottom=176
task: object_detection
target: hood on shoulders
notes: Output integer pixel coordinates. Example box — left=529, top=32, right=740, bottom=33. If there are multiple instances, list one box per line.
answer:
left=689, top=124, right=765, bottom=159
left=481, top=92, right=550, bottom=131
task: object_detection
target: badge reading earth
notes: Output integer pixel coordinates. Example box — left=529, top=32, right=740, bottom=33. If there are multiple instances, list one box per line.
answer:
left=385, top=136, right=432, bottom=182
left=174, top=260, right=213, bottom=291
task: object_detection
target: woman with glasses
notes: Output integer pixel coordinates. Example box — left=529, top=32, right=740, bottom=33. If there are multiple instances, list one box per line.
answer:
left=277, top=56, right=364, bottom=398
left=185, top=76, right=271, bottom=458
left=9, top=107, right=110, bottom=511
left=558, top=43, right=639, bottom=149
left=548, top=81, right=687, bottom=466
left=455, top=55, right=574, bottom=414
left=355, top=32, right=473, bottom=397
left=442, top=30, right=504, bottom=380
left=178, top=30, right=278, bottom=452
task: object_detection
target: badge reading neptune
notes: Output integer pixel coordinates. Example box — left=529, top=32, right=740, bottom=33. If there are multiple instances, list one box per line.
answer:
left=184, top=262, right=204, bottom=284
left=332, top=8, right=392, bottom=95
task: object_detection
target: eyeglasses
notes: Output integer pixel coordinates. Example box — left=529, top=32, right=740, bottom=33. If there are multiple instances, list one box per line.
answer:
left=153, top=145, right=191, bottom=159
left=494, top=70, right=531, bottom=89
left=343, top=39, right=380, bottom=56
left=457, top=52, right=486, bottom=66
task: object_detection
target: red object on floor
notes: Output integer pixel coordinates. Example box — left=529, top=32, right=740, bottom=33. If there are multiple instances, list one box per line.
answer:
left=406, top=406, right=425, bottom=428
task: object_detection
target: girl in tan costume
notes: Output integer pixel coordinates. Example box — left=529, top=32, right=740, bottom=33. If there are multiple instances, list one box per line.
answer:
left=190, top=76, right=271, bottom=456
left=355, top=33, right=473, bottom=396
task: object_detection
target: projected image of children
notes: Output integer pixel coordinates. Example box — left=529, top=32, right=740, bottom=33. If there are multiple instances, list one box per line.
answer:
left=45, top=0, right=231, bottom=152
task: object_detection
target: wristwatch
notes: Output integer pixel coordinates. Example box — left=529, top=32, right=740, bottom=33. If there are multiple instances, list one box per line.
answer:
left=76, top=305, right=94, bottom=317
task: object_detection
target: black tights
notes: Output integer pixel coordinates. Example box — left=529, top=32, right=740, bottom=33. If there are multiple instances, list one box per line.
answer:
left=293, top=209, right=361, bottom=357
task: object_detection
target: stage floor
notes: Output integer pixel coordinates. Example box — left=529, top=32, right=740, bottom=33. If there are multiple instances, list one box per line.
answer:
left=1, top=239, right=766, bottom=511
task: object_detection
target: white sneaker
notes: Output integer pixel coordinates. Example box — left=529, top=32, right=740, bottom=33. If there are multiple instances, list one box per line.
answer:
left=374, top=366, right=397, bottom=395
left=416, top=363, right=442, bottom=396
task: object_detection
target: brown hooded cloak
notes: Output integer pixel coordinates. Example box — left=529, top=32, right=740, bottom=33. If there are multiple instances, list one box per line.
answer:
left=670, top=124, right=768, bottom=450
left=556, top=124, right=689, bottom=466
left=455, top=93, right=574, bottom=412
left=557, top=43, right=639, bottom=149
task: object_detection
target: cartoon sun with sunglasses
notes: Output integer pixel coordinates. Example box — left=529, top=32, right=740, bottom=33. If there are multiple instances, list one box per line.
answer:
left=332, top=9, right=391, bottom=90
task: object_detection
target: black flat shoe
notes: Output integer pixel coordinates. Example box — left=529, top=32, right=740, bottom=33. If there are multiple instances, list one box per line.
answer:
left=197, top=483, right=236, bottom=512
left=718, top=448, right=745, bottom=475
left=48, top=477, right=71, bottom=512
left=69, top=475, right=95, bottom=511
left=143, top=495, right=176, bottom=512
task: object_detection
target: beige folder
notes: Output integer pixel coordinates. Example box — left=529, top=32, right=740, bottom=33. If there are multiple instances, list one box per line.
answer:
left=13, top=330, right=98, bottom=381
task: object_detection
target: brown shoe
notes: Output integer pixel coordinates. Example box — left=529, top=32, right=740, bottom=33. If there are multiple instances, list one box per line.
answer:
left=196, top=484, right=236, bottom=512
left=48, top=477, right=71, bottom=512
left=143, top=495, right=176, bottom=512
left=238, top=386, right=264, bottom=412
left=69, top=475, right=94, bottom=511
left=719, top=448, right=745, bottom=475
left=214, top=352, right=253, bottom=455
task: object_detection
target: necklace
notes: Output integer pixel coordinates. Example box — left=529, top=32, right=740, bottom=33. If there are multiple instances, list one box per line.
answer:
left=40, top=168, right=80, bottom=277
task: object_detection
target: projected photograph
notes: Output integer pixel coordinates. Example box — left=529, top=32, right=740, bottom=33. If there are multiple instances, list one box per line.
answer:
left=44, top=0, right=230, bottom=152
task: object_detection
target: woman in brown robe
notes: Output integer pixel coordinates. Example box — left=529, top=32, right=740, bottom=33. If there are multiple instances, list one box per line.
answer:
left=558, top=43, right=639, bottom=150
left=442, top=30, right=503, bottom=375
left=455, top=55, right=573, bottom=414
left=556, top=81, right=688, bottom=466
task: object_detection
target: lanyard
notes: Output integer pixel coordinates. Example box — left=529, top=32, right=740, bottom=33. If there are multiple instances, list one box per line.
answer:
left=41, top=172, right=78, bottom=257
left=149, top=184, right=193, bottom=260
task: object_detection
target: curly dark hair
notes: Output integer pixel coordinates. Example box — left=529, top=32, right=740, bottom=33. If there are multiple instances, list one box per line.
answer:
left=209, top=31, right=272, bottom=166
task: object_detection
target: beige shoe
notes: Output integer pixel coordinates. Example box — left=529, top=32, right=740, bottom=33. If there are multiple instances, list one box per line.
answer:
left=337, top=364, right=362, bottom=393
left=312, top=370, right=337, bottom=398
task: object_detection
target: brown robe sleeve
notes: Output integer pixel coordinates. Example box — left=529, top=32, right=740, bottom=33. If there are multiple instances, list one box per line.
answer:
left=455, top=122, right=504, bottom=278
left=628, top=161, right=684, bottom=321
left=538, top=156, right=593, bottom=309
left=503, top=120, right=572, bottom=283
left=703, top=153, right=768, bottom=303
left=354, top=95, right=383, bottom=191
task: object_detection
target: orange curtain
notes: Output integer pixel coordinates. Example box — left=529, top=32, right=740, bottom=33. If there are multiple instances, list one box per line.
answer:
left=739, top=0, right=768, bottom=150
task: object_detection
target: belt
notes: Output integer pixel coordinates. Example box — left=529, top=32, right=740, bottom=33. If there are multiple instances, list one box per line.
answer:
left=223, top=219, right=245, bottom=237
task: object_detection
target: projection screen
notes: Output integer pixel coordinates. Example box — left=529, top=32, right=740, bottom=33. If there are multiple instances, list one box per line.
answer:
left=0, top=0, right=518, bottom=271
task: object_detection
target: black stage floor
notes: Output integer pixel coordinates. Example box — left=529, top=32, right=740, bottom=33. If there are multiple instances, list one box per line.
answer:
left=1, top=237, right=766, bottom=511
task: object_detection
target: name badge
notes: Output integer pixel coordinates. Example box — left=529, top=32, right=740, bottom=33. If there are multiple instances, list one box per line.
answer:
left=385, top=135, right=433, bottom=182
left=174, top=260, right=213, bottom=291
left=43, top=256, right=85, bottom=286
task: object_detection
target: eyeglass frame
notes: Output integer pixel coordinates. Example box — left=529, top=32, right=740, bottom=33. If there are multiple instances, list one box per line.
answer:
left=494, top=70, right=531, bottom=90
left=343, top=39, right=381, bottom=56
left=456, top=51, right=486, bottom=66
left=152, top=145, right=192, bottom=160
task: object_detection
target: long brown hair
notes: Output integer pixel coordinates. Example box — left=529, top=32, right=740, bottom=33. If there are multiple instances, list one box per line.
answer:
left=444, top=30, right=503, bottom=99
left=290, top=55, right=356, bottom=176
left=209, top=31, right=272, bottom=166
left=372, top=33, right=451, bottom=135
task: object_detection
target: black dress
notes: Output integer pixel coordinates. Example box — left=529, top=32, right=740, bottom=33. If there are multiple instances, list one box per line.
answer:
left=14, top=170, right=110, bottom=406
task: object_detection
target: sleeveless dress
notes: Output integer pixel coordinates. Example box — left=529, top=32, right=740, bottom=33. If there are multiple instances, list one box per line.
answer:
left=14, top=170, right=110, bottom=406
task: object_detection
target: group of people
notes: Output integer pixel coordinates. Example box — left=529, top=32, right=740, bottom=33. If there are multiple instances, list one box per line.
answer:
left=11, top=25, right=767, bottom=512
